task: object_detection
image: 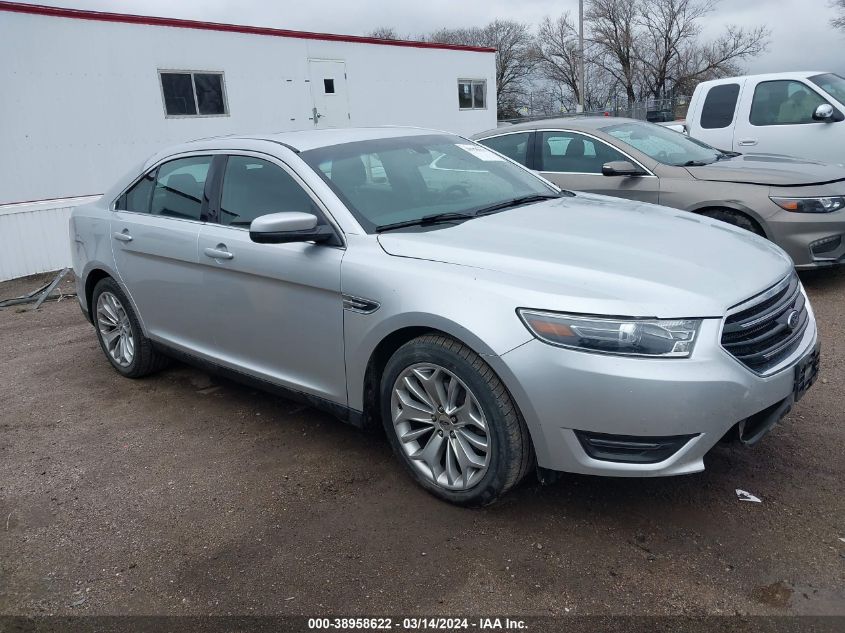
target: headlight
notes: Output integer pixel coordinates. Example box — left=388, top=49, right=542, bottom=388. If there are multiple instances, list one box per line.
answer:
left=517, top=310, right=701, bottom=358
left=770, top=196, right=845, bottom=213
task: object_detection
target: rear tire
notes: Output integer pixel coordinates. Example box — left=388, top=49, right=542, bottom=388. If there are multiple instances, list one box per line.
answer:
left=91, top=277, right=169, bottom=378
left=698, top=208, right=765, bottom=236
left=380, top=334, right=533, bottom=507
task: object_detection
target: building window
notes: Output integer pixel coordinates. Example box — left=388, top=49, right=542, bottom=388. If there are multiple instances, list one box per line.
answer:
left=323, top=78, right=335, bottom=94
left=458, top=80, right=486, bottom=110
left=159, top=71, right=228, bottom=117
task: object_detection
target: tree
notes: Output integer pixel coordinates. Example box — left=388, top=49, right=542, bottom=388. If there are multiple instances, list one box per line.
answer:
left=427, top=20, right=537, bottom=117
left=636, top=0, right=769, bottom=98
left=586, top=0, right=641, bottom=106
left=833, top=0, right=845, bottom=30
left=368, top=27, right=400, bottom=40
left=535, top=14, right=583, bottom=106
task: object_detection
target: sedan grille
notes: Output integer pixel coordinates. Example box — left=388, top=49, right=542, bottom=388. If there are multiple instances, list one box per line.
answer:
left=721, top=273, right=808, bottom=374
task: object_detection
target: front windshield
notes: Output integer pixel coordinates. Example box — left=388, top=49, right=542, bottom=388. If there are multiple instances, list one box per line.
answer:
left=602, top=121, right=721, bottom=166
left=809, top=73, right=845, bottom=105
left=300, top=134, right=558, bottom=232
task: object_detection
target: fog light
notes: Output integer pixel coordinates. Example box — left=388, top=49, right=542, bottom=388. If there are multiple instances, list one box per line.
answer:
left=811, top=235, right=842, bottom=255
left=574, top=431, right=698, bottom=464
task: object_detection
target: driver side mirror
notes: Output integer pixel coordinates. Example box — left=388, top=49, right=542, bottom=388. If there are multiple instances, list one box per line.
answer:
left=602, top=161, right=648, bottom=177
left=249, top=212, right=334, bottom=244
left=813, top=103, right=835, bottom=122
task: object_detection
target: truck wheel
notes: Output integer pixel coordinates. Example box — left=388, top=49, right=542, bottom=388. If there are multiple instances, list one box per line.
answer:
left=91, top=278, right=169, bottom=378
left=699, top=208, right=765, bottom=236
left=381, top=334, right=534, bottom=506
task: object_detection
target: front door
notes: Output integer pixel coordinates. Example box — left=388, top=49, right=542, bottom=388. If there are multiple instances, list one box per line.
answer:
left=308, top=59, right=350, bottom=128
left=534, top=130, right=660, bottom=203
left=732, top=78, right=844, bottom=164
left=196, top=153, right=347, bottom=403
left=111, top=155, right=213, bottom=350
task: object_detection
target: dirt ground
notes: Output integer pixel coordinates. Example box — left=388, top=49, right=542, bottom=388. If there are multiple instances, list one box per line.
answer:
left=0, top=269, right=843, bottom=618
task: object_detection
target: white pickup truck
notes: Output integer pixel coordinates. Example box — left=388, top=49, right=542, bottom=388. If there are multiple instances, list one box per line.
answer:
left=683, top=72, right=845, bottom=165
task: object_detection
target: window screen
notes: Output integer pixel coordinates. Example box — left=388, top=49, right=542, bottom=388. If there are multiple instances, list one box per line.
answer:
left=458, top=80, right=486, bottom=110
left=219, top=156, right=318, bottom=228
left=160, top=71, right=227, bottom=117
left=149, top=156, right=212, bottom=220
left=478, top=133, right=531, bottom=166
left=700, top=83, right=740, bottom=129
left=750, top=80, right=828, bottom=126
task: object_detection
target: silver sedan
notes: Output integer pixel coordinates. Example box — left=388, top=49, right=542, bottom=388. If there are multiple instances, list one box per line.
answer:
left=70, top=128, right=819, bottom=505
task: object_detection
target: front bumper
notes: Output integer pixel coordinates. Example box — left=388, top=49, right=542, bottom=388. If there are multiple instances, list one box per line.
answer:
left=765, top=207, right=845, bottom=268
left=489, top=315, right=818, bottom=477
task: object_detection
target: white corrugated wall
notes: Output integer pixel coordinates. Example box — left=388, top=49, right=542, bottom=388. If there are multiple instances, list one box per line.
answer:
left=0, top=196, right=100, bottom=281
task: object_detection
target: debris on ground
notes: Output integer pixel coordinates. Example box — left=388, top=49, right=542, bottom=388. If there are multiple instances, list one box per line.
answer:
left=736, top=489, right=762, bottom=503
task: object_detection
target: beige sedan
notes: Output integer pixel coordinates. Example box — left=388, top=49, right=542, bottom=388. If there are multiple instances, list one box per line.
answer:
left=473, top=117, right=845, bottom=269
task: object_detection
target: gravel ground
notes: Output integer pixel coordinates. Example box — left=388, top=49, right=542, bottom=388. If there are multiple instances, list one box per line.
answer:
left=0, top=269, right=843, bottom=617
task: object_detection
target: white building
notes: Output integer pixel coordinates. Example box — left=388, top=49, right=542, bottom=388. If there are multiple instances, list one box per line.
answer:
left=0, top=2, right=497, bottom=281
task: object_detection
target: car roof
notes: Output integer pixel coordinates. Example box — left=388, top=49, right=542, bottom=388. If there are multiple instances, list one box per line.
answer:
left=147, top=127, right=448, bottom=163
left=696, top=71, right=832, bottom=88
left=472, top=116, right=639, bottom=138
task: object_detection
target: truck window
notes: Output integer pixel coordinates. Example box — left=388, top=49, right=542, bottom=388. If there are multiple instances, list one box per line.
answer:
left=700, top=84, right=740, bottom=129
left=750, top=80, right=828, bottom=126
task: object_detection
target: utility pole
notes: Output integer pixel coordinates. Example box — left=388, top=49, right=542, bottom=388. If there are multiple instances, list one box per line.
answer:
left=577, top=0, right=585, bottom=114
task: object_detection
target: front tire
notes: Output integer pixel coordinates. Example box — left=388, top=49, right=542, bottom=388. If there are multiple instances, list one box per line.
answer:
left=699, top=208, right=765, bottom=236
left=380, top=334, right=533, bottom=506
left=91, top=277, right=168, bottom=378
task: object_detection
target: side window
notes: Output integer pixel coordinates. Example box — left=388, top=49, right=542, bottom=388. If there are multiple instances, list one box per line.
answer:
left=149, top=156, right=212, bottom=221
left=750, top=80, right=828, bottom=126
left=115, top=172, right=155, bottom=212
left=220, top=156, right=318, bottom=227
left=539, top=131, right=627, bottom=174
left=478, top=133, right=531, bottom=166
left=701, top=83, right=740, bottom=129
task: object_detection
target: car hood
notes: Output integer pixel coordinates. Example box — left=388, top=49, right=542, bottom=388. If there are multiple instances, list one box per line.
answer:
left=686, top=154, right=845, bottom=186
left=377, top=194, right=793, bottom=319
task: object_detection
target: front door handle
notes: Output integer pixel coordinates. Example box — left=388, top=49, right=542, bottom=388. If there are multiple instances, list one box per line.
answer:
left=112, top=231, right=133, bottom=242
left=204, top=246, right=234, bottom=260
left=737, top=138, right=758, bottom=146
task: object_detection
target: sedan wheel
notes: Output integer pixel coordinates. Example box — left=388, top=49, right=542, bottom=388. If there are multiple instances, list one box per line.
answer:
left=381, top=334, right=534, bottom=506
left=391, top=363, right=491, bottom=490
left=96, top=291, right=135, bottom=367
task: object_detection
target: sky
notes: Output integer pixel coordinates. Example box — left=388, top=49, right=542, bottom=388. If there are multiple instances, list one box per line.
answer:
left=14, top=0, right=845, bottom=75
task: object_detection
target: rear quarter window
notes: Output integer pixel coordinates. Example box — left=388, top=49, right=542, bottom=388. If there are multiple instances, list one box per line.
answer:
left=700, top=83, right=740, bottom=129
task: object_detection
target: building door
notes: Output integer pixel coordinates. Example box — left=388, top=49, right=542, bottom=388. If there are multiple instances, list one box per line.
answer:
left=308, top=60, right=350, bottom=128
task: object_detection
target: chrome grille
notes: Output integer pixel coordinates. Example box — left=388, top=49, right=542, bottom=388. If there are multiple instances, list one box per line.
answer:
left=721, top=273, right=809, bottom=373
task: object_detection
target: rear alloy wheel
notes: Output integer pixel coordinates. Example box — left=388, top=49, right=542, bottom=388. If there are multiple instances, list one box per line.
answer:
left=381, top=334, right=533, bottom=506
left=91, top=277, right=169, bottom=378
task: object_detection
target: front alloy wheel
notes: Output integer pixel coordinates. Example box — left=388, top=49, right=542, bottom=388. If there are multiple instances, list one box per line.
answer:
left=381, top=334, right=534, bottom=506
left=391, top=363, right=491, bottom=490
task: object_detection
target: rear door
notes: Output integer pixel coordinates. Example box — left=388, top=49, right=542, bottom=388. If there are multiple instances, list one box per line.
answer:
left=111, top=155, right=212, bottom=349
left=732, top=77, right=843, bottom=162
left=196, top=152, right=347, bottom=403
left=534, top=130, right=660, bottom=202
left=308, top=60, right=350, bottom=128
left=692, top=81, right=743, bottom=151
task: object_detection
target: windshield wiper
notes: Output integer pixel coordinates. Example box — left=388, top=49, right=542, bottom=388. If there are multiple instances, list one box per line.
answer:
left=716, top=150, right=742, bottom=160
left=375, top=212, right=476, bottom=233
left=472, top=193, right=564, bottom=218
left=683, top=160, right=714, bottom=167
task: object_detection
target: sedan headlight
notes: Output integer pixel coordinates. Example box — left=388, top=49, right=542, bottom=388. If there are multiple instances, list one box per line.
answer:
left=518, top=310, right=701, bottom=358
left=770, top=196, right=845, bottom=213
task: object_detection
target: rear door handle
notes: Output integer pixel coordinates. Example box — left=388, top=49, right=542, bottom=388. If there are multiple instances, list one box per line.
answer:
left=737, top=139, right=758, bottom=146
left=112, top=231, right=133, bottom=242
left=204, top=247, right=234, bottom=260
